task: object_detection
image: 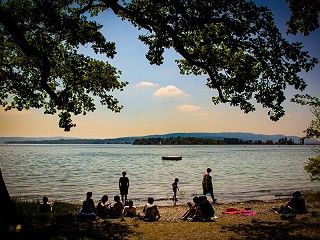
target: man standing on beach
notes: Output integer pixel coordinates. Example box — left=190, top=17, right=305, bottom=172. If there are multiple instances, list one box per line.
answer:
left=202, top=168, right=216, bottom=203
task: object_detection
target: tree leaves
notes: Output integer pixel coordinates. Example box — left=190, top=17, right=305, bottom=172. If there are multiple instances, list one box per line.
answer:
left=1, top=0, right=319, bottom=131
left=0, top=0, right=127, bottom=131
left=286, top=0, right=320, bottom=36
left=127, top=0, right=318, bottom=121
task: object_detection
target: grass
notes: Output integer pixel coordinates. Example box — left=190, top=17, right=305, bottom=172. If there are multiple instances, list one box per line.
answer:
left=2, top=199, right=133, bottom=240
left=1, top=190, right=319, bottom=239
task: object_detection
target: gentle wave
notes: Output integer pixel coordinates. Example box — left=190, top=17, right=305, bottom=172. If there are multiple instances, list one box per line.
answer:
left=0, top=144, right=319, bottom=206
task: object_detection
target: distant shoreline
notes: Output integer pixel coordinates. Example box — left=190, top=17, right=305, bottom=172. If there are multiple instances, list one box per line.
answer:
left=2, top=131, right=317, bottom=144
left=2, top=136, right=305, bottom=145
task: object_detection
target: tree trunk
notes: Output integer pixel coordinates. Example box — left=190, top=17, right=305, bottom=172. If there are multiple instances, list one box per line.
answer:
left=0, top=168, right=18, bottom=231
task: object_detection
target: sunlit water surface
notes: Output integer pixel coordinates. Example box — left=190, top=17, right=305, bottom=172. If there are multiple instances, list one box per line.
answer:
left=0, top=144, right=318, bottom=206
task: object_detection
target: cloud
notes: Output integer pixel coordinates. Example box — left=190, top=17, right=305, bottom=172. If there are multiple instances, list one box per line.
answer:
left=135, top=82, right=159, bottom=87
left=154, top=85, right=189, bottom=97
left=177, top=104, right=201, bottom=112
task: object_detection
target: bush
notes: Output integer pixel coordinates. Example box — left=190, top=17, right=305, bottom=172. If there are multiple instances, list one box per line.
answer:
left=305, top=155, right=320, bottom=181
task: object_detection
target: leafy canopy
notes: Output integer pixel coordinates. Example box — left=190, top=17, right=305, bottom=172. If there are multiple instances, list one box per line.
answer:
left=0, top=0, right=127, bottom=131
left=126, top=0, right=318, bottom=120
left=0, top=0, right=319, bottom=131
left=286, top=0, right=320, bottom=36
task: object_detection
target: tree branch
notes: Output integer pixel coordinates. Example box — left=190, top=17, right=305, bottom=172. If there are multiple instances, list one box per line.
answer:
left=76, top=0, right=94, bottom=15
left=0, top=6, right=63, bottom=107
left=101, top=0, right=153, bottom=31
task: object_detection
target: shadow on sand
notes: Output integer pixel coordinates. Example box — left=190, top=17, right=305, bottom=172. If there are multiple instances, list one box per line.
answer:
left=221, top=219, right=320, bottom=240
left=1, top=216, right=136, bottom=240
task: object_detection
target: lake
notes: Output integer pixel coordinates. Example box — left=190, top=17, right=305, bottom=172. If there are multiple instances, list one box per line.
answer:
left=0, top=144, right=318, bottom=206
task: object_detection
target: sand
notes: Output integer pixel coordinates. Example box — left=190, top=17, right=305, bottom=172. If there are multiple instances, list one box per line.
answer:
left=108, top=197, right=320, bottom=240
left=5, top=193, right=319, bottom=240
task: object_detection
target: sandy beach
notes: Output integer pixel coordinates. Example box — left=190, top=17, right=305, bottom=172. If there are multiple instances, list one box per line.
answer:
left=102, top=193, right=320, bottom=240
left=3, top=191, right=319, bottom=240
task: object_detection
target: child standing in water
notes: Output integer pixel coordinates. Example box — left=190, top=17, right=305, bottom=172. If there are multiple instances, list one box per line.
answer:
left=172, top=178, right=179, bottom=203
left=119, top=171, right=129, bottom=204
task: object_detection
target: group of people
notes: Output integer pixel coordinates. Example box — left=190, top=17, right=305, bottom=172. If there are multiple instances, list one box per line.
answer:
left=76, top=169, right=161, bottom=221
left=77, top=192, right=161, bottom=221
left=38, top=168, right=309, bottom=223
left=38, top=168, right=217, bottom=222
left=39, top=190, right=308, bottom=223
left=178, top=195, right=215, bottom=221
left=77, top=192, right=138, bottom=220
left=172, top=168, right=216, bottom=204
left=41, top=168, right=310, bottom=223
left=76, top=167, right=217, bottom=221
left=76, top=167, right=216, bottom=220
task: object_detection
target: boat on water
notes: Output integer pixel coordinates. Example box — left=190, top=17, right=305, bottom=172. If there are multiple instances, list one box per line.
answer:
left=162, top=156, right=182, bottom=160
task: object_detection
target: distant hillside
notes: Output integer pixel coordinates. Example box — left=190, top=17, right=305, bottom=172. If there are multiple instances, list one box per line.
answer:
left=1, top=132, right=318, bottom=144
left=137, top=132, right=305, bottom=143
left=117, top=132, right=317, bottom=144
left=0, top=137, right=78, bottom=144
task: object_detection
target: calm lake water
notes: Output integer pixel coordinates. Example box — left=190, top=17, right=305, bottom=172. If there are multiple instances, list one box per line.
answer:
left=0, top=144, right=319, bottom=206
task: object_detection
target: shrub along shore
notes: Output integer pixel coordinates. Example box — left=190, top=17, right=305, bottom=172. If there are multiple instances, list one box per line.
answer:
left=1, top=190, right=320, bottom=240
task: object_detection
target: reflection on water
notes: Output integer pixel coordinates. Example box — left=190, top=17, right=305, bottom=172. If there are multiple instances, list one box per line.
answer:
left=0, top=144, right=318, bottom=206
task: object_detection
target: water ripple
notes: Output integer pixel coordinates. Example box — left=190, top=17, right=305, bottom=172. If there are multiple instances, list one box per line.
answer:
left=0, top=144, right=318, bottom=206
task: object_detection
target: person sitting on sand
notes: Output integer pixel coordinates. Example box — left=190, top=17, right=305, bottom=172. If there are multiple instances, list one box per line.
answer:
left=139, top=197, right=161, bottom=221
left=198, top=195, right=215, bottom=221
left=109, top=195, right=124, bottom=218
left=276, top=191, right=308, bottom=214
left=77, top=192, right=97, bottom=219
left=123, top=200, right=137, bottom=217
left=97, top=194, right=111, bottom=219
left=39, top=196, right=52, bottom=222
left=82, top=192, right=96, bottom=214
left=39, top=196, right=52, bottom=213
left=178, top=196, right=200, bottom=221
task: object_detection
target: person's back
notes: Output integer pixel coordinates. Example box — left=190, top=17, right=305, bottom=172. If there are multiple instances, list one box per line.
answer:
left=97, top=194, right=110, bottom=219
left=39, top=196, right=52, bottom=222
left=110, top=195, right=124, bottom=218
left=39, top=201, right=51, bottom=213
left=199, top=196, right=214, bottom=221
left=113, top=201, right=124, bottom=216
left=77, top=192, right=97, bottom=220
left=82, top=198, right=95, bottom=213
left=119, top=171, right=129, bottom=203
left=287, top=191, right=308, bottom=214
left=123, top=200, right=136, bottom=217
left=143, top=197, right=160, bottom=220
left=39, top=203, right=51, bottom=214
left=144, top=203, right=157, bottom=219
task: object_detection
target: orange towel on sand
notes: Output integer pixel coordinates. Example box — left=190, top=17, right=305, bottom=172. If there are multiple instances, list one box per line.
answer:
left=222, top=208, right=256, bottom=216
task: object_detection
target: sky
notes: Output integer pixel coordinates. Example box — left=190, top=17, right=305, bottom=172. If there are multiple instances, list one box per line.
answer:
left=0, top=1, right=319, bottom=138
